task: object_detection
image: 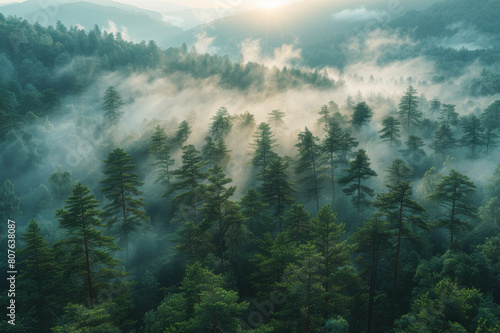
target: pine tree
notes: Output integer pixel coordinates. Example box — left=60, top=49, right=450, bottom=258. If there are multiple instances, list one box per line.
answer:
left=339, top=149, right=378, bottom=218
left=482, top=100, right=500, bottom=130
left=322, top=119, right=344, bottom=204
left=55, top=182, right=126, bottom=306
left=240, top=188, right=269, bottom=234
left=428, top=169, right=477, bottom=246
left=268, top=109, right=287, bottom=129
left=295, top=127, right=324, bottom=213
left=352, top=216, right=392, bottom=333
left=214, top=137, right=231, bottom=167
left=385, top=158, right=412, bottom=186
left=102, top=86, right=124, bottom=127
left=430, top=124, right=457, bottom=160
left=282, top=202, right=313, bottom=247
left=317, top=104, right=331, bottom=126
left=314, top=204, right=351, bottom=309
left=401, top=135, right=426, bottom=165
left=373, top=180, right=427, bottom=306
left=19, top=219, right=59, bottom=332
left=199, top=165, right=242, bottom=275
left=252, top=122, right=278, bottom=183
left=339, top=131, right=359, bottom=164
left=202, top=135, right=217, bottom=168
left=398, top=86, right=420, bottom=131
left=48, top=167, right=73, bottom=200
left=101, top=148, right=149, bottom=261
left=379, top=116, right=401, bottom=146
left=149, top=124, right=168, bottom=157
left=170, top=120, right=192, bottom=150
left=210, top=107, right=232, bottom=140
left=351, top=102, right=373, bottom=128
left=484, top=125, right=499, bottom=156
left=439, top=104, right=459, bottom=126
left=260, top=156, right=295, bottom=230
left=169, top=145, right=207, bottom=223
left=461, top=114, right=486, bottom=159
left=429, top=97, right=441, bottom=114
left=0, top=179, right=20, bottom=221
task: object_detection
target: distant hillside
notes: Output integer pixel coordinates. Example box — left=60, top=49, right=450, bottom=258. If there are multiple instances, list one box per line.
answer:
left=0, top=0, right=184, bottom=47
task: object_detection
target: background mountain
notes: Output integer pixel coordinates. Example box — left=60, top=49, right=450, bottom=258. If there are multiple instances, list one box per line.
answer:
left=0, top=0, right=185, bottom=46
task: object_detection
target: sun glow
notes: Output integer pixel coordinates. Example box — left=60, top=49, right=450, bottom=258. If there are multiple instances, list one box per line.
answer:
left=260, top=1, right=286, bottom=10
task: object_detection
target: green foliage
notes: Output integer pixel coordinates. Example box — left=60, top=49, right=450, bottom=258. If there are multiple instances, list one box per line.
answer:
left=55, top=182, right=126, bottom=306
left=169, top=145, right=207, bottom=221
left=48, top=166, right=73, bottom=201
left=402, top=135, right=426, bottom=165
left=379, top=116, right=401, bottom=146
left=0, top=179, right=20, bottom=220
left=440, top=104, right=459, bottom=126
left=260, top=156, right=295, bottom=224
left=339, top=149, right=377, bottom=217
left=240, top=188, right=270, bottom=235
left=282, top=202, right=313, bottom=247
left=395, top=279, right=482, bottom=333
left=398, top=86, right=421, bottom=131
left=51, top=302, right=122, bottom=333
left=101, top=148, right=149, bottom=260
left=252, top=122, right=278, bottom=183
left=268, top=109, right=287, bottom=129
left=210, top=107, right=232, bottom=140
left=431, top=123, right=457, bottom=160
left=385, top=158, right=412, bottom=186
left=102, top=86, right=124, bottom=127
left=461, top=115, right=486, bottom=159
left=351, top=101, right=373, bottom=128
left=429, top=169, right=477, bottom=245
left=295, top=127, right=324, bottom=212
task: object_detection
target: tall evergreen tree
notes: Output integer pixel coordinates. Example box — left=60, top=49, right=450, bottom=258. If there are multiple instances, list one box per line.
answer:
left=430, top=124, right=457, bottom=160
left=439, top=104, right=459, bottom=126
left=401, top=135, right=426, bottom=165
left=260, top=156, right=295, bottom=230
left=48, top=167, right=73, bottom=200
left=338, top=131, right=359, bottom=164
left=150, top=126, right=175, bottom=190
left=240, top=188, right=269, bottom=234
left=317, top=104, right=331, bottom=126
left=322, top=119, right=344, bottom=204
left=55, top=182, right=126, bottom=306
left=385, top=158, right=412, bottom=186
left=482, top=100, right=500, bottom=130
left=19, top=219, right=59, bottom=332
left=428, top=170, right=477, bottom=246
left=314, top=204, right=351, bottom=310
left=200, top=165, right=243, bottom=275
left=295, top=127, right=324, bottom=213
left=0, top=179, right=20, bottom=221
left=352, top=216, right=392, bottom=333
left=252, top=122, right=278, bottom=183
left=282, top=202, right=313, bottom=247
left=202, top=135, right=217, bottom=168
left=373, top=180, right=427, bottom=306
left=351, top=102, right=373, bottom=128
left=484, top=124, right=499, bottom=156
left=170, top=120, right=192, bottom=150
left=102, top=86, right=124, bottom=127
left=268, top=109, right=287, bottom=129
left=461, top=115, right=486, bottom=159
left=398, top=86, right=420, bottom=131
left=101, top=148, right=149, bottom=261
left=169, top=145, right=207, bottom=222
left=210, top=107, right=232, bottom=140
left=339, top=149, right=378, bottom=218
left=379, top=116, right=401, bottom=146
left=429, top=97, right=441, bottom=114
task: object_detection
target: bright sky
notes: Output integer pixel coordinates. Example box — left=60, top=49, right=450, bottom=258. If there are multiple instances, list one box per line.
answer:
left=0, top=0, right=300, bottom=9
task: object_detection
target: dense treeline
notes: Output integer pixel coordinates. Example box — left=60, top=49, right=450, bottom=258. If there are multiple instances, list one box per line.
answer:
left=0, top=14, right=333, bottom=139
left=1, top=14, right=500, bottom=333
